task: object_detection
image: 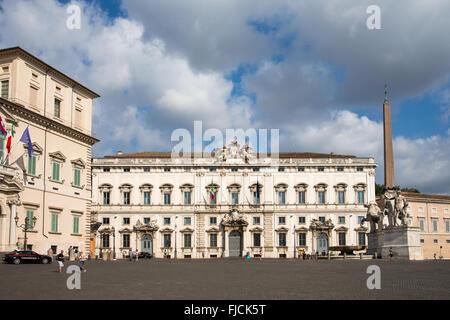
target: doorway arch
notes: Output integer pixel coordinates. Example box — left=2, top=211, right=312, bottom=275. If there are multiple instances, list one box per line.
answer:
left=141, top=234, right=153, bottom=254
left=317, top=232, right=328, bottom=255
left=229, top=230, right=242, bottom=257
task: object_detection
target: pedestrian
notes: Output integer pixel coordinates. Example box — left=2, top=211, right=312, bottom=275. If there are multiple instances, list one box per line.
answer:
left=94, top=248, right=99, bottom=260
left=246, top=251, right=251, bottom=259
left=389, top=247, right=393, bottom=261
left=79, top=252, right=86, bottom=272
left=164, top=249, right=167, bottom=259
left=56, top=250, right=65, bottom=273
left=259, top=248, right=262, bottom=261
left=47, top=247, right=53, bottom=258
left=122, top=250, right=126, bottom=259
left=129, top=248, right=133, bottom=261
left=135, top=250, right=139, bottom=262
left=434, top=253, right=437, bottom=261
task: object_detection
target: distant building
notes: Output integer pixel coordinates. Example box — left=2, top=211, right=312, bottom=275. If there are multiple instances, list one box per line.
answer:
left=404, top=192, right=450, bottom=259
left=91, top=144, right=377, bottom=259
left=0, top=47, right=99, bottom=254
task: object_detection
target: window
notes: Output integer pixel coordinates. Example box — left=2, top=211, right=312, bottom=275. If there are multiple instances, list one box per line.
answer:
left=420, top=239, right=425, bottom=244
left=357, top=167, right=363, bottom=172
left=278, top=167, right=285, bottom=172
left=184, top=167, right=191, bottom=172
left=54, top=98, right=61, bottom=118
left=279, top=233, right=286, bottom=246
left=51, top=246, right=57, bottom=254
left=419, top=218, right=425, bottom=231
left=253, top=217, right=260, bottom=225
left=298, top=191, right=305, bottom=204
left=144, top=168, right=150, bottom=172
left=184, top=191, right=191, bottom=205
left=29, top=86, right=38, bottom=107
left=358, top=216, right=364, bottom=224
left=210, top=192, right=217, bottom=205
left=253, top=191, right=260, bottom=204
left=144, top=218, right=150, bottom=224
left=231, top=192, right=239, bottom=205
left=446, top=220, right=450, bottom=233
left=278, top=191, right=286, bottom=205
left=432, top=207, right=437, bottom=213
left=252, top=168, right=259, bottom=172
left=123, top=217, right=130, bottom=225
left=102, top=234, right=110, bottom=248
left=73, top=217, right=80, bottom=234
left=318, top=167, right=324, bottom=172
left=123, top=191, right=130, bottom=205
left=184, top=217, right=191, bottom=225
left=357, top=191, right=365, bottom=204
left=253, top=233, right=261, bottom=247
left=337, top=167, right=344, bottom=172
left=433, top=239, right=438, bottom=244
left=143, top=191, right=151, bottom=205
left=210, top=217, right=217, bottom=225
left=279, top=216, right=286, bottom=224
left=27, top=155, right=37, bottom=175
left=432, top=219, right=438, bottom=232
left=73, top=168, right=81, bottom=187
left=338, top=191, right=345, bottom=204
left=103, top=168, right=110, bottom=172
left=52, top=162, right=60, bottom=181
left=299, top=233, right=306, bottom=246
left=318, top=191, right=325, bottom=204
left=51, top=214, right=58, bottom=233
left=298, top=167, right=304, bottom=172
left=210, top=234, right=217, bottom=247
left=164, top=192, right=171, bottom=205
left=163, top=234, right=171, bottom=248
left=358, top=232, right=366, bottom=245
left=299, top=217, right=305, bottom=224
left=319, top=216, right=325, bottom=223
left=123, top=234, right=130, bottom=248
left=338, top=233, right=346, bottom=245
left=164, top=217, right=171, bottom=225
left=209, top=168, right=216, bottom=172
left=164, top=168, right=171, bottom=172
left=231, top=168, right=238, bottom=172
left=184, top=234, right=192, bottom=248
left=1, top=80, right=9, bottom=99
left=26, top=210, right=35, bottom=229
left=418, top=206, right=424, bottom=213
left=338, top=216, right=345, bottom=224
left=103, top=191, right=110, bottom=205
left=123, top=167, right=130, bottom=172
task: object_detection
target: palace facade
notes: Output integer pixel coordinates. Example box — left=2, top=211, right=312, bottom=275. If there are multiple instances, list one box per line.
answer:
left=91, top=146, right=377, bottom=259
left=0, top=47, right=99, bottom=253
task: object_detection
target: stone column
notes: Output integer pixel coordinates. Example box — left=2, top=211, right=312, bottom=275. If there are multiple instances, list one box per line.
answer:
left=7, top=199, right=20, bottom=248
left=383, top=89, right=395, bottom=188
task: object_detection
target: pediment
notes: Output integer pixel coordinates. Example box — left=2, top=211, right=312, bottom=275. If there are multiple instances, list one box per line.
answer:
left=275, top=226, right=289, bottom=232
left=24, top=142, right=43, bottom=154
left=71, top=158, right=86, bottom=168
left=49, top=151, right=66, bottom=162
left=0, top=105, right=17, bottom=124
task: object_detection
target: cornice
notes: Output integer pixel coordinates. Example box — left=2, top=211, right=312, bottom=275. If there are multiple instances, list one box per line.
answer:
left=0, top=97, right=100, bottom=146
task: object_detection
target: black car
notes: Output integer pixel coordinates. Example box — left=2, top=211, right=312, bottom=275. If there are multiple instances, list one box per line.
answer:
left=138, top=252, right=153, bottom=259
left=3, top=250, right=52, bottom=265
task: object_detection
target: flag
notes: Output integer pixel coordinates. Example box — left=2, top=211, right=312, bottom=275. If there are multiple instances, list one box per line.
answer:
left=256, top=180, right=260, bottom=199
left=19, top=127, right=34, bottom=158
left=6, top=119, right=14, bottom=154
left=210, top=182, right=215, bottom=201
left=0, top=116, right=7, bottom=137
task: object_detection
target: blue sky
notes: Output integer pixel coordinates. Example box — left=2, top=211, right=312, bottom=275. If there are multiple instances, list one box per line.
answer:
left=0, top=0, right=449, bottom=194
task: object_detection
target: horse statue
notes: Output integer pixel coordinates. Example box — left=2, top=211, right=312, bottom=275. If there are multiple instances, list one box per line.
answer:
left=381, top=189, right=397, bottom=227
left=361, top=202, right=383, bottom=232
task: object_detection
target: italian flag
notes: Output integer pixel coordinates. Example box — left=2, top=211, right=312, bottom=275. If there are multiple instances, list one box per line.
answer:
left=6, top=119, right=14, bottom=154
left=210, top=182, right=215, bottom=201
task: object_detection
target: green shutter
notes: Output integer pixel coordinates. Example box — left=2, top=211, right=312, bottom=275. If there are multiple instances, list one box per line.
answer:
left=52, top=162, right=60, bottom=181
left=28, top=155, right=36, bottom=175
left=26, top=210, right=34, bottom=229
left=51, top=214, right=58, bottom=232
left=73, top=217, right=79, bottom=234
left=74, top=168, right=80, bottom=186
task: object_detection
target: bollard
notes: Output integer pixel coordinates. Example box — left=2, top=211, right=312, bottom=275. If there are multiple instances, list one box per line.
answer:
left=360, top=253, right=363, bottom=260
left=328, top=252, right=331, bottom=260
left=374, top=252, right=378, bottom=259
left=343, top=252, right=347, bottom=260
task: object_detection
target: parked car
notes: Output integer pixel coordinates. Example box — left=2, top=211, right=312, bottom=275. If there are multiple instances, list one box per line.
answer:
left=3, top=250, right=52, bottom=265
left=138, top=252, right=153, bottom=259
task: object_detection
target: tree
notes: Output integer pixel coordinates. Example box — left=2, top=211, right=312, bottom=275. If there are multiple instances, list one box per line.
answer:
left=375, top=183, right=420, bottom=196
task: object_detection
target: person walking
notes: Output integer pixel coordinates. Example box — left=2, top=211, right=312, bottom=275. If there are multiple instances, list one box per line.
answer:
left=56, top=250, right=65, bottom=273
left=79, top=251, right=87, bottom=272
left=135, top=250, right=139, bottom=262
left=389, top=247, right=393, bottom=261
left=129, top=248, right=133, bottom=261
left=433, top=253, right=437, bottom=261
left=259, top=248, right=263, bottom=261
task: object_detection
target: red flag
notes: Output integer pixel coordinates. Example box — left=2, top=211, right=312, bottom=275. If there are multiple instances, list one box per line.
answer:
left=6, top=135, right=11, bottom=154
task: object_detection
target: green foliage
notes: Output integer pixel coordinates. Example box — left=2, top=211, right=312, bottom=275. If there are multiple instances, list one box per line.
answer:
left=375, top=184, right=420, bottom=196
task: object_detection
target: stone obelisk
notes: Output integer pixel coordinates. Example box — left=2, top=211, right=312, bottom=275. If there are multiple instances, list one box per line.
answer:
left=383, top=85, right=395, bottom=188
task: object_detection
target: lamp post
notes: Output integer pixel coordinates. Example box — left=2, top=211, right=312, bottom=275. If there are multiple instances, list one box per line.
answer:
left=174, top=215, right=178, bottom=259
left=112, top=227, right=116, bottom=260
left=290, top=215, right=296, bottom=259
left=15, top=215, right=37, bottom=250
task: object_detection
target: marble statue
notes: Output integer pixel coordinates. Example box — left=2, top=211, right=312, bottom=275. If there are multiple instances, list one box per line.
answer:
left=394, top=191, right=410, bottom=226
left=361, top=201, right=383, bottom=232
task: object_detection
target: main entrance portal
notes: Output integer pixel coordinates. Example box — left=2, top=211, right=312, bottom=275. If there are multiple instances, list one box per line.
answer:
left=141, top=234, right=153, bottom=254
left=229, top=230, right=242, bottom=257
left=317, top=233, right=329, bottom=254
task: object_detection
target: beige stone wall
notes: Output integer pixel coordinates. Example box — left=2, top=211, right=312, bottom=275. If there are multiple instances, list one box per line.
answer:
left=406, top=195, right=450, bottom=259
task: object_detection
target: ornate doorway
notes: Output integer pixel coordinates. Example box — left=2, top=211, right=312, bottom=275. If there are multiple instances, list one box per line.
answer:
left=229, top=230, right=242, bottom=257
left=141, top=234, right=153, bottom=254
left=317, top=233, right=328, bottom=254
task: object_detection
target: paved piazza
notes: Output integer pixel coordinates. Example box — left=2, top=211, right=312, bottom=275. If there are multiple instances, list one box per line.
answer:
left=1, top=258, right=449, bottom=300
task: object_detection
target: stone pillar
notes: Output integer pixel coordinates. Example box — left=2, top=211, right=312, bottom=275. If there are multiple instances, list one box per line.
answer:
left=383, top=90, right=395, bottom=188
left=8, top=202, right=17, bottom=247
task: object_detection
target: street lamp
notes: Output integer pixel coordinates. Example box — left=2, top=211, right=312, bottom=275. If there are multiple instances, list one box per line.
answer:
left=290, top=215, right=296, bottom=259
left=15, top=215, right=37, bottom=250
left=111, top=226, right=116, bottom=260
left=174, top=215, right=178, bottom=259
